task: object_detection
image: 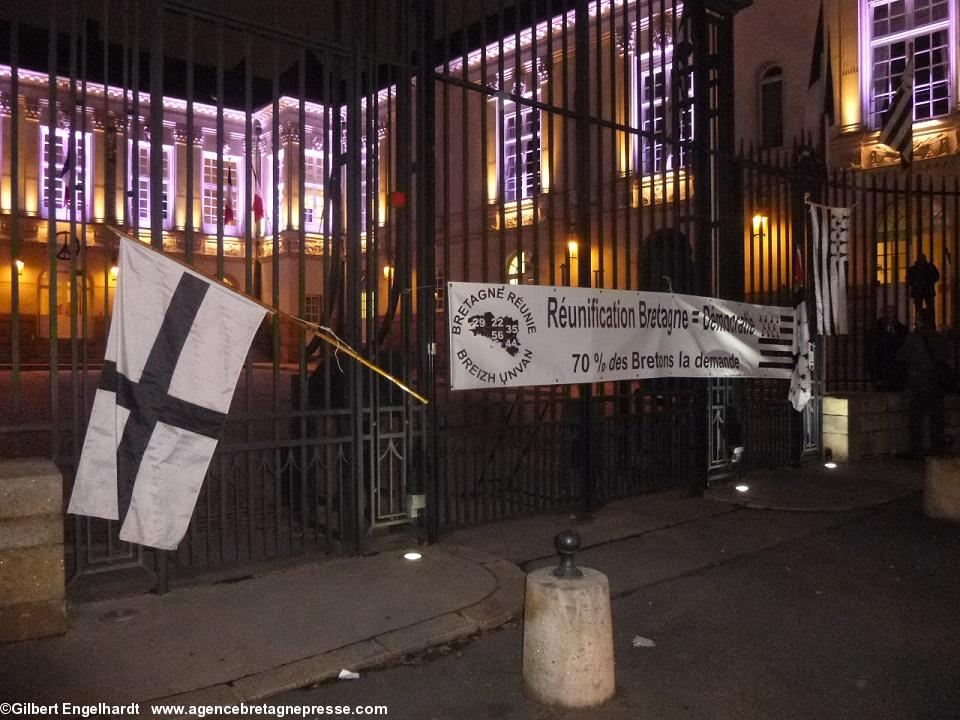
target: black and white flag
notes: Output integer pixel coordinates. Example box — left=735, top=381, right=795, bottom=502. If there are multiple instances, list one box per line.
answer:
left=878, top=46, right=914, bottom=166
left=808, top=200, right=850, bottom=336
left=803, top=1, right=835, bottom=134
left=789, top=302, right=814, bottom=411
left=68, top=235, right=267, bottom=550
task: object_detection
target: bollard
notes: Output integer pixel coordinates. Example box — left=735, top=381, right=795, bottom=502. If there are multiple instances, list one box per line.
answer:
left=521, top=530, right=615, bottom=708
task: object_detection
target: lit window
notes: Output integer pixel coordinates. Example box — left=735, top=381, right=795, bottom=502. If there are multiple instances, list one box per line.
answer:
left=39, top=127, right=92, bottom=220
left=629, top=36, right=694, bottom=175
left=264, top=150, right=285, bottom=235
left=435, top=271, right=445, bottom=311
left=304, top=294, right=323, bottom=324
left=864, top=0, right=954, bottom=129
left=129, top=141, right=174, bottom=229
left=304, top=150, right=325, bottom=233
left=360, top=140, right=378, bottom=232
left=500, top=94, right=540, bottom=202
left=760, top=66, right=784, bottom=148
left=202, top=152, right=242, bottom=235
left=507, top=251, right=530, bottom=285
left=263, top=149, right=287, bottom=235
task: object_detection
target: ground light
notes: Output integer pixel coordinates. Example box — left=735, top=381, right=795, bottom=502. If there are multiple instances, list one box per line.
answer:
left=824, top=462, right=838, bottom=469
left=402, top=551, right=422, bottom=561
left=735, top=485, right=749, bottom=493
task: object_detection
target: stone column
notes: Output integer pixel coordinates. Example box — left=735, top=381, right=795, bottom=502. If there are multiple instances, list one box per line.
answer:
left=0, top=458, right=67, bottom=644
left=21, top=98, right=41, bottom=216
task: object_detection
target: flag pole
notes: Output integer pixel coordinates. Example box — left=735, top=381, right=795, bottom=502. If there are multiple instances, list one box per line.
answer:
left=105, top=225, right=430, bottom=405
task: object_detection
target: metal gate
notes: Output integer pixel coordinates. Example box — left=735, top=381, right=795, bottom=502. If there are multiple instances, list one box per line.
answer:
left=10, top=0, right=953, bottom=592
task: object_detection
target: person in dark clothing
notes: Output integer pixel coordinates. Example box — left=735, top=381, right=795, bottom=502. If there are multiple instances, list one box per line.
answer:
left=867, top=307, right=908, bottom=391
left=906, top=253, right=939, bottom=326
left=896, top=313, right=949, bottom=457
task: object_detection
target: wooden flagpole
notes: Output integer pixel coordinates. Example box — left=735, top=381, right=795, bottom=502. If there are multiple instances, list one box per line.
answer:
left=106, top=226, right=429, bottom=405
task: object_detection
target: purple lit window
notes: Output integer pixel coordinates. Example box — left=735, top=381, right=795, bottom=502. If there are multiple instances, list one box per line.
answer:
left=864, top=0, right=954, bottom=129
left=264, top=150, right=286, bottom=235
left=360, top=141, right=377, bottom=232
left=629, top=42, right=694, bottom=176
left=500, top=97, right=540, bottom=203
left=129, top=142, right=173, bottom=229
left=39, top=127, right=92, bottom=221
left=202, top=153, right=241, bottom=235
left=304, top=150, right=325, bottom=232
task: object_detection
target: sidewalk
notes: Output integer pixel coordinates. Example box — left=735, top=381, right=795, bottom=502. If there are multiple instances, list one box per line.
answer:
left=0, top=457, right=924, bottom=713
left=706, top=458, right=924, bottom=512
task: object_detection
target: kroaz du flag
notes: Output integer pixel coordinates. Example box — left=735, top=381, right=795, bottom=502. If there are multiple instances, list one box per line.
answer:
left=68, top=236, right=267, bottom=550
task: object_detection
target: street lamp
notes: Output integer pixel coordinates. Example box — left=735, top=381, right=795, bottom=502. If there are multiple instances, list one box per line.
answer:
left=562, top=226, right=578, bottom=286
left=752, top=212, right=768, bottom=240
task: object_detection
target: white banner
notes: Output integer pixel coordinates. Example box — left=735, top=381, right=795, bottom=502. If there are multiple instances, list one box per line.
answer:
left=447, top=282, right=795, bottom=390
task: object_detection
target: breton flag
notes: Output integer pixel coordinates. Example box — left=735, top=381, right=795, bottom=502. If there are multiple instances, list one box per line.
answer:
left=68, top=234, right=267, bottom=550
left=789, top=301, right=814, bottom=411
left=878, top=46, right=915, bottom=167
left=803, top=1, right=835, bottom=134
left=788, top=236, right=813, bottom=410
left=808, top=200, right=850, bottom=335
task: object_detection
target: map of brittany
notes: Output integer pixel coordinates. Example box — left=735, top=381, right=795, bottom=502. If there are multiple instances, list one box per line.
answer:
left=468, top=312, right=521, bottom=356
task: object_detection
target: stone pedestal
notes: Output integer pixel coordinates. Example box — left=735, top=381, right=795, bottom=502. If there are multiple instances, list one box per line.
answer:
left=0, top=458, right=67, bottom=643
left=924, top=457, right=960, bottom=522
left=522, top=566, right=615, bottom=708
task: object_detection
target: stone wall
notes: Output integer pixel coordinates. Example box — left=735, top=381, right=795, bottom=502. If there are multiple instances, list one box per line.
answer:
left=0, top=459, right=67, bottom=643
left=823, top=393, right=960, bottom=461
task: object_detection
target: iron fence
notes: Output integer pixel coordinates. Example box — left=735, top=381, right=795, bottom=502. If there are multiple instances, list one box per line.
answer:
left=5, top=0, right=950, bottom=592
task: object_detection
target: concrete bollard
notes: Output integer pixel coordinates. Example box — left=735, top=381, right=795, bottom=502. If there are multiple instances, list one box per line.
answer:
left=0, top=458, right=67, bottom=643
left=924, top=456, right=960, bottom=521
left=522, top=530, right=615, bottom=708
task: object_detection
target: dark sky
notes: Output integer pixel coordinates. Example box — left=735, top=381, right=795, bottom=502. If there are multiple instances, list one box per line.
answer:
left=1, top=0, right=572, bottom=104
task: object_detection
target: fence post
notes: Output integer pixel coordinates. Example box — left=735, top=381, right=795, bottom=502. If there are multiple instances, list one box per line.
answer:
left=344, top=50, right=366, bottom=554
left=688, top=0, right=751, bottom=491
left=574, top=0, right=595, bottom=515
left=414, top=0, right=439, bottom=542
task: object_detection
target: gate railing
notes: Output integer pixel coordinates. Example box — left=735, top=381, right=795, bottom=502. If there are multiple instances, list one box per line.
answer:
left=12, top=1, right=943, bottom=590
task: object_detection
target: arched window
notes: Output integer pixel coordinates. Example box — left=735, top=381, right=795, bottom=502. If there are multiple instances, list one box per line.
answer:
left=760, top=66, right=784, bottom=148
left=506, top=251, right=530, bottom=285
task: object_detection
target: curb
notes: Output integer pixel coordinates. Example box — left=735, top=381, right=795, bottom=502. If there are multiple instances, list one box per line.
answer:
left=141, top=547, right=525, bottom=717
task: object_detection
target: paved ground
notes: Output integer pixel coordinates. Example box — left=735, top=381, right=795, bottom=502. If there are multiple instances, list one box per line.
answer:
left=0, top=457, right=940, bottom=718
left=0, top=545, right=524, bottom=706
left=275, top=497, right=960, bottom=720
